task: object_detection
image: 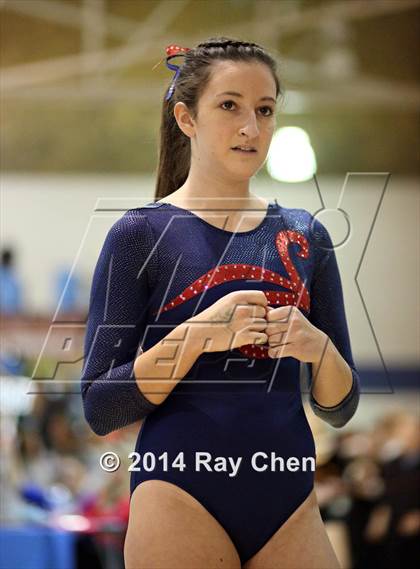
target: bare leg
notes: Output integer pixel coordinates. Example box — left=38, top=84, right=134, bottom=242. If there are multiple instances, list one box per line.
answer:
left=243, top=488, right=340, bottom=569
left=325, top=520, right=351, bottom=569
left=124, top=480, right=241, bottom=569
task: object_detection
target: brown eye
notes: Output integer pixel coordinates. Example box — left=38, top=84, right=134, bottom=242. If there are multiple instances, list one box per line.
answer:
left=260, top=106, right=274, bottom=117
left=221, top=100, right=236, bottom=111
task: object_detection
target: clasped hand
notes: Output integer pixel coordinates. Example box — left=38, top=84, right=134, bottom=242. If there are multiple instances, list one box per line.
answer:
left=264, top=305, right=327, bottom=363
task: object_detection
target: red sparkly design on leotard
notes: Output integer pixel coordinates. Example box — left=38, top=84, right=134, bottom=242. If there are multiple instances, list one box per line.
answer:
left=152, top=230, right=311, bottom=359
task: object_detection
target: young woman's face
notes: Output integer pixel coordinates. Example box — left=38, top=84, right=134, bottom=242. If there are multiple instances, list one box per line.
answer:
left=192, top=60, right=278, bottom=181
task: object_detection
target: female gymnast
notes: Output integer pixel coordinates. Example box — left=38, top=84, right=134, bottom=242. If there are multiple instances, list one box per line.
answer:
left=81, top=36, right=360, bottom=569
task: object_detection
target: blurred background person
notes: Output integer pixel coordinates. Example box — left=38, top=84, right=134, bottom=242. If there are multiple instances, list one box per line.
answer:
left=0, top=247, right=24, bottom=315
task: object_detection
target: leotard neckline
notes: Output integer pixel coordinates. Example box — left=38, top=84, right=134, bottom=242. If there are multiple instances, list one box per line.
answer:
left=158, top=199, right=278, bottom=236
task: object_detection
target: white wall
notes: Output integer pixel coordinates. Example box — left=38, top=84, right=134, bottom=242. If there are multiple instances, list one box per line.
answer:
left=1, top=173, right=419, bottom=368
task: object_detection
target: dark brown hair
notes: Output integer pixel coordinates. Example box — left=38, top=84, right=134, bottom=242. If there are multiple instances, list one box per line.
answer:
left=154, top=36, right=283, bottom=200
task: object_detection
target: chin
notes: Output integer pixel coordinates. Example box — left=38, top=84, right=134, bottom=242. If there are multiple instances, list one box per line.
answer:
left=216, top=159, right=258, bottom=182
left=229, top=171, right=256, bottom=184
left=231, top=165, right=259, bottom=178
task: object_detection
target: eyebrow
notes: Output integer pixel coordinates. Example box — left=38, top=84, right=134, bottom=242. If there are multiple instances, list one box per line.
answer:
left=215, top=91, right=277, bottom=104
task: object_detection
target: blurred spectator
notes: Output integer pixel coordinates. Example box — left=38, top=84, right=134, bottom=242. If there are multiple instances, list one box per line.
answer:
left=39, top=398, right=81, bottom=455
left=0, top=247, right=23, bottom=314
left=0, top=340, right=25, bottom=376
left=11, top=414, right=60, bottom=489
left=366, top=413, right=420, bottom=568
left=54, top=266, right=82, bottom=314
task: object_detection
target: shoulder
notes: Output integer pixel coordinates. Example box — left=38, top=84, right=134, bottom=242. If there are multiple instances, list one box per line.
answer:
left=103, top=207, right=156, bottom=253
left=277, top=205, right=314, bottom=231
left=110, top=206, right=158, bottom=231
left=278, top=205, right=333, bottom=252
left=282, top=205, right=329, bottom=231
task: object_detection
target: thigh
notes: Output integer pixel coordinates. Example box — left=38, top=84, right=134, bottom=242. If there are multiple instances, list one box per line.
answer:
left=124, top=479, right=241, bottom=569
left=243, top=488, right=341, bottom=569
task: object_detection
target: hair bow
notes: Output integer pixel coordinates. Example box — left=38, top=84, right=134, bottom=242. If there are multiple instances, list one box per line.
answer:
left=153, top=44, right=191, bottom=101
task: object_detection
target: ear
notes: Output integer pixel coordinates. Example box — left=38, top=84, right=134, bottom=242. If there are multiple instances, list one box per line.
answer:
left=173, top=101, right=195, bottom=138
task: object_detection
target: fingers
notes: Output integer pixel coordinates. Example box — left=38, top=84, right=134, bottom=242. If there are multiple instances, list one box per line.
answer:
left=267, top=333, right=288, bottom=345
left=232, top=303, right=267, bottom=322
left=247, top=317, right=268, bottom=331
left=267, top=305, right=298, bottom=322
left=249, top=332, right=269, bottom=345
left=235, top=290, right=268, bottom=308
left=244, top=304, right=266, bottom=319
left=265, top=321, right=289, bottom=335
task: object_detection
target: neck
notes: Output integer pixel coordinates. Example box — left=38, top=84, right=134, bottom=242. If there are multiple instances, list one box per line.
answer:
left=176, top=162, right=253, bottom=209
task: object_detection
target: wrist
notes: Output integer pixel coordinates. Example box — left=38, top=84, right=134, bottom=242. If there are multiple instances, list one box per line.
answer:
left=178, top=318, right=207, bottom=357
left=311, top=330, right=332, bottom=367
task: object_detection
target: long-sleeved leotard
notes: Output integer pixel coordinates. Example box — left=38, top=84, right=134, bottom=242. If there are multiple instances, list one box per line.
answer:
left=81, top=200, right=360, bottom=564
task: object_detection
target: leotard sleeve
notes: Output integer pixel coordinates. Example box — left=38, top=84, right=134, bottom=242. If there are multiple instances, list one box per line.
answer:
left=306, top=217, right=360, bottom=428
left=81, top=210, right=159, bottom=436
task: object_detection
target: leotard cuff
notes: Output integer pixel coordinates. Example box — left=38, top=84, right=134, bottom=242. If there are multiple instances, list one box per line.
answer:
left=309, top=367, right=360, bottom=428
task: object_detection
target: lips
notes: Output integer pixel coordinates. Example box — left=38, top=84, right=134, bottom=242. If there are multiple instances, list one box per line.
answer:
left=232, top=146, right=257, bottom=153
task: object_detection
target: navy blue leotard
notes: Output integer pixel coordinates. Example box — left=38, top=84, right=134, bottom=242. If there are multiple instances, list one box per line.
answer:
left=81, top=199, right=360, bottom=564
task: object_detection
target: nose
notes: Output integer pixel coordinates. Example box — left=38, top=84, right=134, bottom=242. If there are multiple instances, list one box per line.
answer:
left=239, top=112, right=260, bottom=138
